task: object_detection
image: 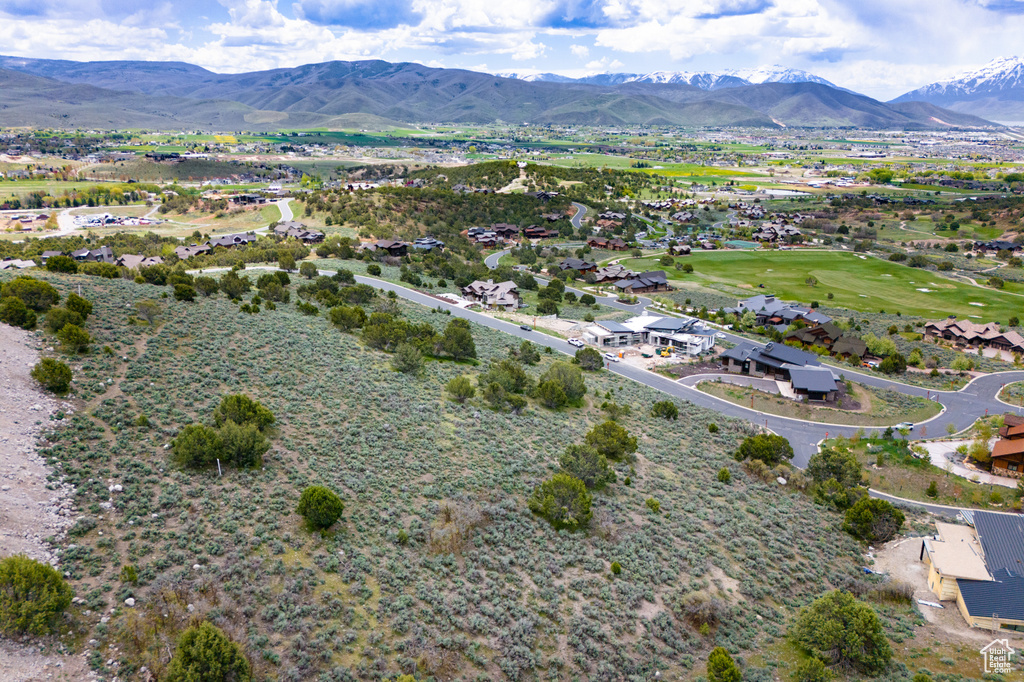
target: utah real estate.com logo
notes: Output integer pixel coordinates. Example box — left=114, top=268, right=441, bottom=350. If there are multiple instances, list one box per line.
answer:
left=980, top=639, right=1015, bottom=675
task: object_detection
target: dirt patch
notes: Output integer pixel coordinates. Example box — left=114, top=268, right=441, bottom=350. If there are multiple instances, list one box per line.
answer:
left=0, top=325, right=77, bottom=564
left=0, top=325, right=82, bottom=680
left=0, top=641, right=91, bottom=682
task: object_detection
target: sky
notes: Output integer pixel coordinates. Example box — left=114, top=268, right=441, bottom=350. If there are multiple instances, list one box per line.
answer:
left=1, top=0, right=1024, bottom=99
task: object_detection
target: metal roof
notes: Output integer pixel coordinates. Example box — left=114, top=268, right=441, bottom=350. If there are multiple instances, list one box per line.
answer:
left=973, top=511, right=1024, bottom=577
left=597, top=320, right=633, bottom=334
left=957, top=574, right=1024, bottom=621
left=788, top=367, right=839, bottom=393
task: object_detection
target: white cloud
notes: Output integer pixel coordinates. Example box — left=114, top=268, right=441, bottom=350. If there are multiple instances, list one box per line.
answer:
left=570, top=43, right=589, bottom=58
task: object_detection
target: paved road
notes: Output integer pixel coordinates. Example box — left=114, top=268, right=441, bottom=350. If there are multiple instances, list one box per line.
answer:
left=570, top=202, right=587, bottom=230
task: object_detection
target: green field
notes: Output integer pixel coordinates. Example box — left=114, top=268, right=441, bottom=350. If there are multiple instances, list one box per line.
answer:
left=540, top=153, right=763, bottom=177
left=622, top=249, right=1024, bottom=321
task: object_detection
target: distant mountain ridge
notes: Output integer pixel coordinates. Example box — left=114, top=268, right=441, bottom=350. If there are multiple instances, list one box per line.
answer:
left=0, top=55, right=998, bottom=130
left=495, top=65, right=843, bottom=91
left=892, top=56, right=1024, bottom=121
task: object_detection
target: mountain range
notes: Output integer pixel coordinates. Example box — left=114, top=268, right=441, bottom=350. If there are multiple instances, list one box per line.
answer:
left=0, top=55, right=996, bottom=131
left=892, top=56, right=1024, bottom=122
left=496, top=66, right=843, bottom=92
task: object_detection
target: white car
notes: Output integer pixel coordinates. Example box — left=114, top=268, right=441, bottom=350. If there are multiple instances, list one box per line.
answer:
left=715, top=332, right=726, bottom=339
left=604, top=352, right=621, bottom=362
left=568, top=338, right=584, bottom=348
left=896, top=422, right=914, bottom=430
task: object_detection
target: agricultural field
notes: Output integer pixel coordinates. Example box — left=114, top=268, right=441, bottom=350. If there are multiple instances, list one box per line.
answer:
left=620, top=249, right=1024, bottom=321
left=1, top=267, right=926, bottom=681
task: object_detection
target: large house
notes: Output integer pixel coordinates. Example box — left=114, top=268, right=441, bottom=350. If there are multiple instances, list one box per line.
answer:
left=71, top=246, right=114, bottom=263
left=116, top=254, right=164, bottom=270
left=592, top=264, right=634, bottom=283
left=924, top=318, right=1024, bottom=356
left=273, top=221, right=325, bottom=244
left=460, top=280, right=521, bottom=311
left=724, top=294, right=831, bottom=330
left=208, top=232, right=258, bottom=249
left=580, top=314, right=716, bottom=356
left=174, top=244, right=212, bottom=259
left=558, top=258, right=597, bottom=273
left=785, top=322, right=868, bottom=360
left=586, top=236, right=628, bottom=251
left=613, top=271, right=670, bottom=294
left=720, top=340, right=821, bottom=381
left=921, top=511, right=1024, bottom=630
left=720, top=341, right=839, bottom=401
left=358, top=239, right=409, bottom=257
left=991, top=415, right=1024, bottom=477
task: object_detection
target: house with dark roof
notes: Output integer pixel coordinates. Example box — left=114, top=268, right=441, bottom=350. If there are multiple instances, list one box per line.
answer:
left=273, top=221, right=325, bottom=244
left=208, top=233, right=258, bottom=249
left=788, top=366, right=839, bottom=402
left=724, top=294, right=832, bottom=331
left=460, top=280, right=521, bottom=311
left=720, top=341, right=820, bottom=381
left=174, top=244, right=212, bottom=260
left=116, top=254, right=164, bottom=270
left=357, top=239, right=409, bottom=257
left=412, top=237, right=445, bottom=252
left=785, top=323, right=868, bottom=360
left=614, top=270, right=670, bottom=294
left=922, top=511, right=1024, bottom=630
left=592, top=264, right=634, bottom=283
left=558, top=258, right=597, bottom=273
left=71, top=246, right=114, bottom=263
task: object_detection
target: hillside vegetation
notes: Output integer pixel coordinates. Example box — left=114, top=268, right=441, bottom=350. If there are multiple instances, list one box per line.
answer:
left=2, top=268, right=889, bottom=681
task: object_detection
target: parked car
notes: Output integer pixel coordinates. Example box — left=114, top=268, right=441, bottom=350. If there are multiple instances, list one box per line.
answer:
left=568, top=338, right=584, bottom=348
left=520, top=324, right=532, bottom=331
left=896, top=421, right=914, bottom=430
left=604, top=352, right=621, bottom=362
left=715, top=332, right=726, bottom=339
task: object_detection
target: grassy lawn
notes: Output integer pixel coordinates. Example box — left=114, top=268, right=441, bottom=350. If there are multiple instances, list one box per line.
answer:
left=619, top=249, right=1024, bottom=321
left=697, top=381, right=941, bottom=427
left=838, top=437, right=1014, bottom=510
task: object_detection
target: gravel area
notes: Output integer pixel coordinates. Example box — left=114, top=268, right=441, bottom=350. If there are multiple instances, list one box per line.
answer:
left=0, top=324, right=85, bottom=681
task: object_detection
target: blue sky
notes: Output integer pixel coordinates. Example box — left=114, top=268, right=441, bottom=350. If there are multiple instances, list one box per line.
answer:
left=1, top=0, right=1023, bottom=99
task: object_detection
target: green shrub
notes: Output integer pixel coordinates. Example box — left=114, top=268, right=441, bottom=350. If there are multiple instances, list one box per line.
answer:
left=0, top=296, right=37, bottom=329
left=559, top=444, right=613, bottom=489
left=646, top=498, right=661, bottom=514
left=172, top=424, right=225, bottom=469
left=843, top=497, right=905, bottom=543
left=792, top=657, right=835, bottom=682
left=791, top=590, right=892, bottom=675
left=926, top=481, right=939, bottom=498
left=610, top=561, right=621, bottom=575
left=213, top=394, right=275, bottom=431
left=651, top=400, right=678, bottom=420
left=735, top=433, right=793, bottom=465
left=1, top=276, right=59, bottom=311
left=584, top=420, right=637, bottom=461
left=195, top=277, right=219, bottom=297
left=57, top=323, right=91, bottom=354
left=65, top=293, right=93, bottom=320
left=391, top=342, right=423, bottom=375
left=45, top=255, right=78, bottom=273
left=707, top=647, right=741, bottom=682
left=717, top=467, right=731, bottom=484
left=43, top=307, right=84, bottom=334
left=535, top=379, right=568, bottom=409
left=218, top=421, right=270, bottom=468
left=297, top=486, right=345, bottom=530
left=573, top=347, right=603, bottom=371
left=366, top=264, right=382, bottom=276
left=174, top=284, right=196, bottom=302
left=528, top=473, right=592, bottom=531
left=0, top=555, right=73, bottom=635
left=708, top=422, right=719, bottom=433
left=445, top=376, right=475, bottom=403
left=165, top=621, right=252, bottom=682
left=30, top=358, right=72, bottom=395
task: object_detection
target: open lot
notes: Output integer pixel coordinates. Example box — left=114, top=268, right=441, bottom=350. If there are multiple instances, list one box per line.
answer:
left=621, top=249, right=1024, bottom=321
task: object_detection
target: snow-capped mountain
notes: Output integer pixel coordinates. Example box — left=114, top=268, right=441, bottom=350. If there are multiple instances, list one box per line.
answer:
left=725, top=65, right=838, bottom=88
left=494, top=66, right=841, bottom=91
left=892, top=56, right=1024, bottom=122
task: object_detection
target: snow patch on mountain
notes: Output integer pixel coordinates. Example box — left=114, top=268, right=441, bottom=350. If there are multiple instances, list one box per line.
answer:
left=493, top=66, right=841, bottom=91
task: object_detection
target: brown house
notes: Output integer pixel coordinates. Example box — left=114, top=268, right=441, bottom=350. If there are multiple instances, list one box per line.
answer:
left=992, top=415, right=1024, bottom=477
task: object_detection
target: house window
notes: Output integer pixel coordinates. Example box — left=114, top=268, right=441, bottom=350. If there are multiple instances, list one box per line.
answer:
left=1010, top=463, right=1019, bottom=472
